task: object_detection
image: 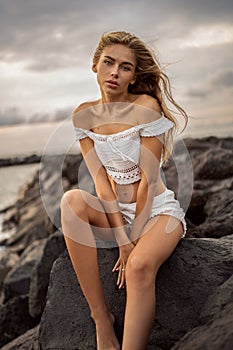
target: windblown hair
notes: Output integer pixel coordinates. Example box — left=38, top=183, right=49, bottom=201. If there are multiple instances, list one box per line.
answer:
left=93, top=31, right=189, bottom=164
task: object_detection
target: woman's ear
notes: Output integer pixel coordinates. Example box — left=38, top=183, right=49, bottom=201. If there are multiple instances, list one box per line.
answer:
left=130, top=75, right=137, bottom=85
left=92, top=63, right=97, bottom=73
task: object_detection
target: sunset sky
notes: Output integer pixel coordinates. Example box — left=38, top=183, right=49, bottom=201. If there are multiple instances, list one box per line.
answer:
left=0, top=0, right=232, bottom=133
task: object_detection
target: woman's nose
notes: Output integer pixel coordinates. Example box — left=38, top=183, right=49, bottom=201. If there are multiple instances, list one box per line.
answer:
left=111, top=68, right=118, bottom=77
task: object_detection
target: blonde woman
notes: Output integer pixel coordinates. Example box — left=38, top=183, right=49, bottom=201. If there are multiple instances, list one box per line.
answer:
left=61, top=31, right=188, bottom=350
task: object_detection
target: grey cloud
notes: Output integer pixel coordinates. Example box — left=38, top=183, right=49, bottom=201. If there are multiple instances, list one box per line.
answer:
left=27, top=106, right=73, bottom=124
left=0, top=0, right=232, bottom=73
left=0, top=107, right=26, bottom=125
left=0, top=106, right=73, bottom=126
left=186, top=88, right=210, bottom=99
left=186, top=69, right=233, bottom=99
left=210, top=70, right=233, bottom=88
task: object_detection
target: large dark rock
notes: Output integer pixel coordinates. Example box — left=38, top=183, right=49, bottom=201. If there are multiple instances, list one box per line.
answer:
left=170, top=302, right=233, bottom=350
left=3, top=239, right=46, bottom=301
left=0, top=295, right=38, bottom=348
left=199, top=273, right=233, bottom=324
left=193, top=147, right=233, bottom=180
left=39, top=248, right=125, bottom=350
left=29, top=231, right=66, bottom=318
left=39, top=237, right=233, bottom=350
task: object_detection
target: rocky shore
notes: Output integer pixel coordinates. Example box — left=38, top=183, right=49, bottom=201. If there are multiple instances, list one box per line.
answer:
left=0, top=136, right=232, bottom=350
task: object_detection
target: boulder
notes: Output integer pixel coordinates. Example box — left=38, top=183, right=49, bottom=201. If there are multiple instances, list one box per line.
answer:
left=3, top=239, right=46, bottom=301
left=193, top=148, right=233, bottom=180
left=0, top=295, right=38, bottom=348
left=39, top=237, right=233, bottom=350
left=39, top=248, right=125, bottom=350
left=29, top=231, right=66, bottom=318
left=199, top=273, right=233, bottom=324
left=170, top=302, right=233, bottom=350
left=162, top=137, right=233, bottom=239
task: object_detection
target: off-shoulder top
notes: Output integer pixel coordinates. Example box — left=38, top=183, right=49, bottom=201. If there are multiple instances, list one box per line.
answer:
left=74, top=115, right=174, bottom=185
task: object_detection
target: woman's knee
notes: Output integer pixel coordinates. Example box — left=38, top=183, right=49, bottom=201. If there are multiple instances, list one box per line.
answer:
left=126, top=254, right=155, bottom=288
left=60, top=189, right=87, bottom=217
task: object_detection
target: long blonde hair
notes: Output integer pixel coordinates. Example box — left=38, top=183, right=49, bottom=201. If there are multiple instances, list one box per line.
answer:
left=93, top=31, right=189, bottom=164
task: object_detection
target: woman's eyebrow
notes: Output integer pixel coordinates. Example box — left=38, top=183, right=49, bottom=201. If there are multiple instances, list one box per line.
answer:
left=104, top=55, right=135, bottom=67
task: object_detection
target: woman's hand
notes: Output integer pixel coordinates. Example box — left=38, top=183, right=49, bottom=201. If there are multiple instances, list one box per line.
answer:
left=112, top=242, right=135, bottom=289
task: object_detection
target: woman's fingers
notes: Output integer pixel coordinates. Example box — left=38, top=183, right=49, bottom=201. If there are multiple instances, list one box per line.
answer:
left=112, top=258, right=120, bottom=272
left=112, top=257, right=126, bottom=288
left=117, top=265, right=125, bottom=289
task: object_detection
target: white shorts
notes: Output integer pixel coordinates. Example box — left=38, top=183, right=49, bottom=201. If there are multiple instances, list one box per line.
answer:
left=118, top=188, right=187, bottom=238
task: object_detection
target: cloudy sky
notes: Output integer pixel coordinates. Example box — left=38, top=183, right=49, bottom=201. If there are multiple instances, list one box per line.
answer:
left=0, top=0, right=233, bottom=134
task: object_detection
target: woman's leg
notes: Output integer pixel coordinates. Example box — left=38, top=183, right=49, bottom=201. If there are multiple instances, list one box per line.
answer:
left=60, top=189, right=119, bottom=350
left=122, top=214, right=184, bottom=350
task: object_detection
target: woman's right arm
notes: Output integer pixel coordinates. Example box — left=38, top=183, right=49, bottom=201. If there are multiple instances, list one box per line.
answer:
left=79, top=136, right=131, bottom=246
left=80, top=137, right=135, bottom=287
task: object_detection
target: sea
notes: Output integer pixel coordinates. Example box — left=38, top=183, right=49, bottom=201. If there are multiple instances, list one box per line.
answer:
left=0, top=116, right=232, bottom=242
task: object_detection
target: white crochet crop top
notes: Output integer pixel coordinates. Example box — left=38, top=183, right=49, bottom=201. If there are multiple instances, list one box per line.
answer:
left=74, top=115, right=174, bottom=185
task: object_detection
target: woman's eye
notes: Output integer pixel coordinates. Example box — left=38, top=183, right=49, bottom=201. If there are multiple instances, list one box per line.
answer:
left=121, top=66, right=130, bottom=71
left=104, top=60, right=112, bottom=65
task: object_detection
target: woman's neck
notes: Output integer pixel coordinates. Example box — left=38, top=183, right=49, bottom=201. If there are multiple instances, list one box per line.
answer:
left=100, top=91, right=132, bottom=104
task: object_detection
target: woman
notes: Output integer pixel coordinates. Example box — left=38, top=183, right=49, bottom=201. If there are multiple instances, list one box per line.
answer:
left=61, top=31, right=188, bottom=350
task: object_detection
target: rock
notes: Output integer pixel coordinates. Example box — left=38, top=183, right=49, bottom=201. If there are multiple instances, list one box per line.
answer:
left=3, top=239, right=46, bottom=301
left=187, top=188, right=233, bottom=238
left=0, top=326, right=39, bottom=350
left=183, top=138, right=232, bottom=238
left=199, top=273, right=233, bottom=324
left=5, top=214, right=48, bottom=255
left=0, top=250, right=19, bottom=282
left=29, top=231, right=66, bottom=318
left=62, top=153, right=83, bottom=185
left=39, top=248, right=125, bottom=350
left=193, top=148, right=233, bottom=180
left=1, top=208, right=20, bottom=231
left=170, top=302, right=233, bottom=350
left=38, top=154, right=89, bottom=234
left=39, top=237, right=233, bottom=349
left=0, top=295, right=38, bottom=348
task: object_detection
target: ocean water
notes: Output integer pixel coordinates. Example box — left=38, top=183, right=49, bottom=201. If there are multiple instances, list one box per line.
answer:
left=0, top=163, right=40, bottom=212
left=0, top=163, right=39, bottom=243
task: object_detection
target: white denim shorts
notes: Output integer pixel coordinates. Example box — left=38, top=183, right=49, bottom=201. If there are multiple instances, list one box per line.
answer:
left=118, top=188, right=187, bottom=238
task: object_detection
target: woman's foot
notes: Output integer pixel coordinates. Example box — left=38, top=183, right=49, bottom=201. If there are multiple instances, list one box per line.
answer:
left=95, top=312, right=120, bottom=350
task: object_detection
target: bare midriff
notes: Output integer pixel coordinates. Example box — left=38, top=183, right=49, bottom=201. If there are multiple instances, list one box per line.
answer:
left=107, top=174, right=166, bottom=203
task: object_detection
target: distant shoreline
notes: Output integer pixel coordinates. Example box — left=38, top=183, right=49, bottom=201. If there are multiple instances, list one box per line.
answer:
left=0, top=154, right=41, bottom=167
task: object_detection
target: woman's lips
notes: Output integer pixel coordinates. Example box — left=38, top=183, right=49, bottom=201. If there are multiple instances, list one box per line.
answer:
left=106, top=80, right=119, bottom=88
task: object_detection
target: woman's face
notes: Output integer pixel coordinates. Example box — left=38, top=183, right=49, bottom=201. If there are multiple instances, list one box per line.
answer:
left=93, top=44, right=137, bottom=97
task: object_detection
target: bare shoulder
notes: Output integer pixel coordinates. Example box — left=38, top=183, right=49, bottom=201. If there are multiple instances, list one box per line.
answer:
left=72, top=100, right=100, bottom=128
left=133, top=94, right=162, bottom=124
left=136, top=94, right=161, bottom=113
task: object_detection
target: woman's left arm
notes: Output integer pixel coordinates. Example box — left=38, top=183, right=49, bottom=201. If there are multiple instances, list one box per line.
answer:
left=130, top=134, right=164, bottom=243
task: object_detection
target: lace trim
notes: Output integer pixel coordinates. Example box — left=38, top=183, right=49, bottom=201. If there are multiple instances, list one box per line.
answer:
left=105, top=164, right=139, bottom=173
left=74, top=116, right=174, bottom=141
left=106, top=167, right=141, bottom=183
